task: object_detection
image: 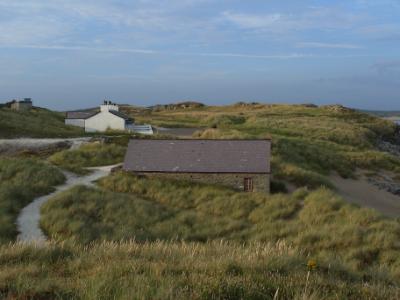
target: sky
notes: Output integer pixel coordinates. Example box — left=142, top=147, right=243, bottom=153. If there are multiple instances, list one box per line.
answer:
left=0, top=0, right=399, bottom=110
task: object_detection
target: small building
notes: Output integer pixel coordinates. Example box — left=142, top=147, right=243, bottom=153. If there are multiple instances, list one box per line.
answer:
left=123, top=139, right=271, bottom=193
left=127, top=124, right=154, bottom=135
left=65, top=101, right=152, bottom=134
left=8, top=98, right=33, bottom=111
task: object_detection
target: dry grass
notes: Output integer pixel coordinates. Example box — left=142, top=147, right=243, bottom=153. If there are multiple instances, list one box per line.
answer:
left=0, top=107, right=84, bottom=138
left=40, top=172, right=400, bottom=281
left=0, top=240, right=399, bottom=299
left=48, top=142, right=126, bottom=174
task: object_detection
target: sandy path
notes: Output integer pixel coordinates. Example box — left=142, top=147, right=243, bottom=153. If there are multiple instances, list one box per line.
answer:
left=16, top=164, right=120, bottom=244
left=0, top=137, right=91, bottom=149
left=330, top=174, right=400, bottom=218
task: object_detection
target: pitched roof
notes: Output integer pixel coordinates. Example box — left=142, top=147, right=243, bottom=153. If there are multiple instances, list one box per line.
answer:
left=123, top=139, right=271, bottom=174
left=65, top=111, right=99, bottom=119
left=109, top=110, right=133, bottom=122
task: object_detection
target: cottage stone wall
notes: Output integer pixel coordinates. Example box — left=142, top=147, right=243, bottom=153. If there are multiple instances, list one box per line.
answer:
left=11, top=102, right=32, bottom=111
left=135, top=172, right=270, bottom=193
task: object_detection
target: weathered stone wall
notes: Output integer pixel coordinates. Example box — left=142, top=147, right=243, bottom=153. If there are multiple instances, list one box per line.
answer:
left=136, top=172, right=270, bottom=193
left=11, top=102, right=32, bottom=111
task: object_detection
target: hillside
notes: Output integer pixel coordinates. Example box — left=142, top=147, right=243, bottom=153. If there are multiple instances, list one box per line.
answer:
left=1, top=103, right=400, bottom=299
left=131, top=103, right=400, bottom=188
left=0, top=107, right=84, bottom=138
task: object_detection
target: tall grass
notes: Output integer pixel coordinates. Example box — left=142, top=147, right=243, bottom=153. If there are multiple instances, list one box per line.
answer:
left=0, top=107, right=84, bottom=138
left=0, top=241, right=398, bottom=299
left=0, top=158, right=65, bottom=243
left=48, top=142, right=126, bottom=174
left=41, top=172, right=400, bottom=278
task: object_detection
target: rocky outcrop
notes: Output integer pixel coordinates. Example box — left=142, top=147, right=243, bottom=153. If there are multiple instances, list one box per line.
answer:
left=321, top=104, right=355, bottom=113
left=378, top=140, right=400, bottom=157
left=368, top=174, right=400, bottom=196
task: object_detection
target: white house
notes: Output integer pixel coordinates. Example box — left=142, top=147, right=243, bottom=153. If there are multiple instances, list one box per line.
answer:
left=65, top=101, right=153, bottom=134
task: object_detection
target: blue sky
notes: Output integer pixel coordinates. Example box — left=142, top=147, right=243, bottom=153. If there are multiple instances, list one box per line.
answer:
left=0, top=0, right=399, bottom=110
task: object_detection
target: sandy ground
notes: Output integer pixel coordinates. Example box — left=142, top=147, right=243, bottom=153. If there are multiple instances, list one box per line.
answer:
left=16, top=164, right=120, bottom=244
left=330, top=174, right=400, bottom=218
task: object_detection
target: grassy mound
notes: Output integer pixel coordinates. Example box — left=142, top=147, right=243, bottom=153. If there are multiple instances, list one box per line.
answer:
left=0, top=107, right=84, bottom=138
left=0, top=241, right=398, bottom=299
left=0, top=159, right=65, bottom=242
left=135, top=104, right=400, bottom=186
left=41, top=172, right=400, bottom=278
left=48, top=143, right=126, bottom=174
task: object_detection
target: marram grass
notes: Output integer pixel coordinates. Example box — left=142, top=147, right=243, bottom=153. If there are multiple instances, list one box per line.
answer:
left=41, top=172, right=400, bottom=282
left=0, top=240, right=399, bottom=300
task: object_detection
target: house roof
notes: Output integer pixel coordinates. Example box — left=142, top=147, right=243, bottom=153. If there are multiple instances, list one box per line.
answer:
left=65, top=111, right=99, bottom=119
left=109, top=110, right=133, bottom=122
left=123, top=139, right=271, bottom=174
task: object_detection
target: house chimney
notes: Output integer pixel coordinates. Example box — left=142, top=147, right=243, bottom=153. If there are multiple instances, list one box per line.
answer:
left=100, top=100, right=119, bottom=112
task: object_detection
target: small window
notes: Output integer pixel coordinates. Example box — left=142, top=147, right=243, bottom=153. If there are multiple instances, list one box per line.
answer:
left=244, top=178, right=253, bottom=192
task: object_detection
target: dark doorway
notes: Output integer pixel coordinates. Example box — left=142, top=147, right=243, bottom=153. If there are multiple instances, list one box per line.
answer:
left=244, top=178, right=253, bottom=192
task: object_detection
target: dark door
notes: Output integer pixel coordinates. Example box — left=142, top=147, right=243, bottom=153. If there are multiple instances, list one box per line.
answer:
left=244, top=178, right=253, bottom=192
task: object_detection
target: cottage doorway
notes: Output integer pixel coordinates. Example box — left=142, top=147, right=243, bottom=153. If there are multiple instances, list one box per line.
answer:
left=244, top=178, right=253, bottom=192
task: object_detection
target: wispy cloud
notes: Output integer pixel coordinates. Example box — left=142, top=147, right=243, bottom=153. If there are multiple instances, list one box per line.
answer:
left=221, top=11, right=283, bottom=29
left=0, top=44, right=311, bottom=60
left=0, top=45, right=158, bottom=54
left=220, top=7, right=367, bottom=34
left=296, top=42, right=363, bottom=49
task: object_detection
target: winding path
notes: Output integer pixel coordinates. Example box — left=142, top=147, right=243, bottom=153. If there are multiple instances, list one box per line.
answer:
left=16, top=164, right=120, bottom=244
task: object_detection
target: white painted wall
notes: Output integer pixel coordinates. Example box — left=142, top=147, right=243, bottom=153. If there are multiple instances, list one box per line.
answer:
left=100, top=104, right=119, bottom=112
left=84, top=111, right=126, bottom=132
left=65, top=119, right=85, bottom=128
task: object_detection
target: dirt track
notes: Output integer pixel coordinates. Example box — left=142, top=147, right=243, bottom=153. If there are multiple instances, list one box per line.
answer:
left=16, top=164, right=120, bottom=244
left=330, top=174, right=400, bottom=218
left=0, top=138, right=90, bottom=153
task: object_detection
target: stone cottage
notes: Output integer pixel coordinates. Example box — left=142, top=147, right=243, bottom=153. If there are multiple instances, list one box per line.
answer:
left=123, top=139, right=271, bottom=193
left=7, top=98, right=32, bottom=111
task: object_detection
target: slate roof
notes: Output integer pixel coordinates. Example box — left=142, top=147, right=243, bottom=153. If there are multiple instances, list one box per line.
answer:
left=65, top=111, right=99, bottom=119
left=109, top=110, right=133, bottom=122
left=123, top=139, right=271, bottom=174
left=65, top=109, right=133, bottom=122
